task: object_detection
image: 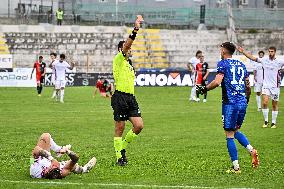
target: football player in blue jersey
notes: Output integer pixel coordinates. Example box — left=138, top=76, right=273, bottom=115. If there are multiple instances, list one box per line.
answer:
left=196, top=42, right=259, bottom=173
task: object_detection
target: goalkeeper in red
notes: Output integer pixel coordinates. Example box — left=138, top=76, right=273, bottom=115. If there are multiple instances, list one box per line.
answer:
left=197, top=42, right=259, bottom=173
left=111, top=15, right=144, bottom=166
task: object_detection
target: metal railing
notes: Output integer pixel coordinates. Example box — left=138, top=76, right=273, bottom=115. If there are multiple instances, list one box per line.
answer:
left=0, top=7, right=284, bottom=30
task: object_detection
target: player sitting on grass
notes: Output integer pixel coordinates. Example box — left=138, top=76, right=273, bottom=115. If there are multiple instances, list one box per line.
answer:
left=197, top=42, right=259, bottom=173
left=30, top=133, right=96, bottom=179
left=94, top=79, right=113, bottom=98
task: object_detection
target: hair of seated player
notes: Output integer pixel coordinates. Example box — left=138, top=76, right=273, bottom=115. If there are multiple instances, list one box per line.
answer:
left=44, top=168, right=62, bottom=179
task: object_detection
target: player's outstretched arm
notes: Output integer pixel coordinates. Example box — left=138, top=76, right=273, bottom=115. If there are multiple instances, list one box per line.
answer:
left=204, top=69, right=210, bottom=80
left=206, top=73, right=224, bottom=91
left=49, top=62, right=53, bottom=68
left=237, top=46, right=258, bottom=62
left=245, top=77, right=251, bottom=103
left=68, top=62, right=75, bottom=70
left=122, top=15, right=143, bottom=55
left=187, top=63, right=193, bottom=72
left=30, top=67, right=35, bottom=79
left=42, top=66, right=46, bottom=76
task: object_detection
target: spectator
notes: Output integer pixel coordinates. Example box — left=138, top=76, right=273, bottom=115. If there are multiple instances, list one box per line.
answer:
left=56, top=8, right=64, bottom=25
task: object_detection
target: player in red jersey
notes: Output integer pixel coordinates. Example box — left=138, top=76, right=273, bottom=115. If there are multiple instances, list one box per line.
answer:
left=31, top=56, right=46, bottom=96
left=94, top=79, right=113, bottom=98
left=195, top=55, right=209, bottom=102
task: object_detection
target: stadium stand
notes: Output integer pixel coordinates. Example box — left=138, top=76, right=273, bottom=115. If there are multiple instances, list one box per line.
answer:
left=1, top=25, right=226, bottom=71
left=1, top=24, right=284, bottom=72
left=0, top=34, right=10, bottom=54
left=1, top=25, right=126, bottom=72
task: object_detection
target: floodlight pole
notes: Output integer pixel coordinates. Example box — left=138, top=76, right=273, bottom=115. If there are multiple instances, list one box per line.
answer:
left=226, top=0, right=237, bottom=44
left=8, top=0, right=10, bottom=17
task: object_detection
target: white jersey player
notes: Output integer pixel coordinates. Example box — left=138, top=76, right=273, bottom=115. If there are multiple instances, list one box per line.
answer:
left=188, top=50, right=202, bottom=101
left=49, top=52, right=58, bottom=99
left=238, top=46, right=284, bottom=128
left=30, top=133, right=96, bottom=179
left=53, top=54, right=75, bottom=103
left=251, top=51, right=265, bottom=111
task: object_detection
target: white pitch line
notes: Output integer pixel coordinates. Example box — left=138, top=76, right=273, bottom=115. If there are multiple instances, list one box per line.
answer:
left=0, top=179, right=255, bottom=189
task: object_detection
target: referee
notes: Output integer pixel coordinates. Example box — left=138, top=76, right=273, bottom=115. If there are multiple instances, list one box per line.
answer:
left=111, top=15, right=144, bottom=166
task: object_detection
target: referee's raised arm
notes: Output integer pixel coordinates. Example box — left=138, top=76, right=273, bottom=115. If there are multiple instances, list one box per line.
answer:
left=121, top=15, right=143, bottom=54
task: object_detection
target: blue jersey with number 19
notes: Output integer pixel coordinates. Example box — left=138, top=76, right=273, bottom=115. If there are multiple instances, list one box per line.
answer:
left=217, top=58, right=248, bottom=105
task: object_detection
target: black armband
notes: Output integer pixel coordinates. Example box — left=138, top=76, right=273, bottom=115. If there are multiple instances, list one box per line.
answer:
left=66, top=150, right=79, bottom=163
left=129, top=30, right=137, bottom=40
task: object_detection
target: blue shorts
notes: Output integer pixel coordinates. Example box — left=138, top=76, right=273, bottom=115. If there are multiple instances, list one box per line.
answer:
left=222, top=103, right=247, bottom=131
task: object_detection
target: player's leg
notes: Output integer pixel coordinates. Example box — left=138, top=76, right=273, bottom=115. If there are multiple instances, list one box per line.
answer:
left=60, top=86, right=65, bottom=103
left=234, top=104, right=259, bottom=168
left=203, top=81, right=207, bottom=102
left=114, top=121, right=126, bottom=165
left=100, top=92, right=107, bottom=97
left=34, top=133, right=70, bottom=155
left=255, top=84, right=262, bottom=111
left=68, top=156, right=97, bottom=174
left=36, top=76, right=41, bottom=95
left=111, top=91, right=127, bottom=165
left=55, top=80, right=61, bottom=101
left=59, top=80, right=66, bottom=103
left=261, top=88, right=270, bottom=127
left=190, top=74, right=196, bottom=101
left=271, top=89, right=279, bottom=128
left=36, top=82, right=41, bottom=95
left=60, top=151, right=80, bottom=178
left=256, top=92, right=262, bottom=111
left=196, top=84, right=200, bottom=101
left=223, top=104, right=240, bottom=173
left=39, top=76, right=44, bottom=95
left=203, top=90, right=207, bottom=102
left=34, top=133, right=52, bottom=152
left=125, top=117, right=143, bottom=149
left=120, top=95, right=143, bottom=164
left=51, top=74, right=57, bottom=98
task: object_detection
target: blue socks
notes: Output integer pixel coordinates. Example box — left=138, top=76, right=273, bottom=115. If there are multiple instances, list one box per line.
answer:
left=234, top=131, right=249, bottom=148
left=226, top=138, right=238, bottom=161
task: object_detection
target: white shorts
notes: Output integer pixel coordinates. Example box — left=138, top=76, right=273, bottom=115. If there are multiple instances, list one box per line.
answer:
left=262, top=87, right=280, bottom=101
left=254, top=83, right=263, bottom=93
left=55, top=80, right=66, bottom=89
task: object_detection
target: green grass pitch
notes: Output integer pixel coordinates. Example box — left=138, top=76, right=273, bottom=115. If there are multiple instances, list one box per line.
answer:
left=0, top=87, right=283, bottom=189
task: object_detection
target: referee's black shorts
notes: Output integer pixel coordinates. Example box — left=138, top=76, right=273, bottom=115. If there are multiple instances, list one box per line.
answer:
left=111, top=90, right=141, bottom=121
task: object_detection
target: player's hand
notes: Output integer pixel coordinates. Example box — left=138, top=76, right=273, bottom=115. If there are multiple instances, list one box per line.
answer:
left=135, top=15, right=144, bottom=29
left=196, top=85, right=207, bottom=95
left=236, top=46, right=244, bottom=53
